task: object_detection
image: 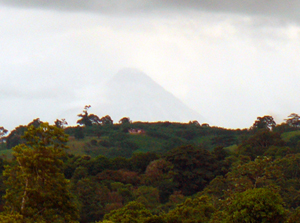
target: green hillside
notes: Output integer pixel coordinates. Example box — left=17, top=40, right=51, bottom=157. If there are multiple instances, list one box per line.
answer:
left=60, top=122, right=248, bottom=158
left=1, top=115, right=300, bottom=222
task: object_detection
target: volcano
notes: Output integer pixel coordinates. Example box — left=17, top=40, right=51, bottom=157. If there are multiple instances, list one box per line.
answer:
left=97, top=68, right=204, bottom=123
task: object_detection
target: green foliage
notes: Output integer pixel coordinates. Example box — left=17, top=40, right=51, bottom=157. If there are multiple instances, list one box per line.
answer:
left=130, top=152, right=159, bottom=173
left=108, top=140, right=139, bottom=158
left=200, top=156, right=283, bottom=211
left=110, top=156, right=131, bottom=170
left=274, top=154, right=300, bottom=208
left=3, top=123, right=79, bottom=222
left=72, top=166, right=89, bottom=182
left=252, top=115, right=276, bottom=130
left=0, top=142, right=7, bottom=151
left=6, top=117, right=300, bottom=222
left=5, top=125, right=27, bottom=149
left=264, top=146, right=291, bottom=159
left=65, top=121, right=246, bottom=157
left=238, top=129, right=285, bottom=160
left=212, top=135, right=237, bottom=147
left=165, top=196, right=215, bottom=223
left=72, top=177, right=108, bottom=222
left=133, top=186, right=160, bottom=212
left=144, top=159, right=173, bottom=185
left=0, top=212, right=24, bottom=223
left=286, top=207, right=300, bottom=223
left=87, top=155, right=110, bottom=175
left=164, top=145, right=218, bottom=195
left=281, top=130, right=300, bottom=142
left=102, top=201, right=153, bottom=223
left=74, top=126, right=84, bottom=139
left=226, top=156, right=283, bottom=193
left=175, top=129, right=197, bottom=140
left=224, top=188, right=286, bottom=223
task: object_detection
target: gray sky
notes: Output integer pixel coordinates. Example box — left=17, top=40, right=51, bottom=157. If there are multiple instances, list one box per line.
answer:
left=1, top=1, right=300, bottom=130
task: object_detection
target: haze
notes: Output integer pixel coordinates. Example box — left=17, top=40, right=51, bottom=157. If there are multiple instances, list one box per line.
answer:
left=1, top=1, right=300, bottom=130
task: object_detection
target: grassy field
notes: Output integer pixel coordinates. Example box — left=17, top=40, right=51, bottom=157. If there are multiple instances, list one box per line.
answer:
left=128, top=134, right=164, bottom=152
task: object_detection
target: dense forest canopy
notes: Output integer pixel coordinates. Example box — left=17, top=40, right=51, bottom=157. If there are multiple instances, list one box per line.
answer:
left=0, top=108, right=300, bottom=222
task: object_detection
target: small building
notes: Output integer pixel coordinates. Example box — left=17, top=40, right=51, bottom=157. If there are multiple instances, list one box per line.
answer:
left=128, top=129, right=146, bottom=134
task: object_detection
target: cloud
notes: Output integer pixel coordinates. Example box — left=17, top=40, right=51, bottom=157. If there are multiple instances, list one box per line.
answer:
left=1, top=1, right=300, bottom=131
left=0, top=87, right=74, bottom=100
left=0, top=0, right=299, bottom=22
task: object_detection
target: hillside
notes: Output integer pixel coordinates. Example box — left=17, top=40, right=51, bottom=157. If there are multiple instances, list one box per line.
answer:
left=63, top=121, right=247, bottom=158
left=1, top=115, right=300, bottom=222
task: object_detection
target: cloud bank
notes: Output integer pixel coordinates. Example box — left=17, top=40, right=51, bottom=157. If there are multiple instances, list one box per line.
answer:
left=0, top=0, right=299, bottom=22
left=1, top=1, right=300, bottom=130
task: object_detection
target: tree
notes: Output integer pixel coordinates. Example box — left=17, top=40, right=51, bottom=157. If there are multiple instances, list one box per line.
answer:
left=6, top=119, right=43, bottom=149
left=27, top=118, right=42, bottom=128
left=74, top=126, right=84, bottom=139
left=77, top=105, right=101, bottom=126
left=110, top=157, right=131, bottom=170
left=130, top=152, right=159, bottom=173
left=285, top=113, right=300, bottom=128
left=5, top=125, right=27, bottom=149
left=89, top=114, right=102, bottom=125
left=54, top=119, right=68, bottom=129
left=73, top=177, right=109, bottom=222
left=86, top=155, right=110, bottom=176
left=145, top=159, right=173, bottom=184
left=164, top=145, right=217, bottom=195
left=189, top=120, right=200, bottom=126
left=252, top=115, right=276, bottom=130
left=3, top=122, right=79, bottom=222
left=133, top=186, right=160, bottom=212
left=224, top=188, right=286, bottom=223
left=238, top=129, right=285, bottom=159
left=0, top=127, right=8, bottom=142
left=100, top=115, right=113, bottom=125
left=0, top=212, right=24, bottom=223
left=226, top=156, right=283, bottom=194
left=119, top=117, right=131, bottom=124
left=0, top=127, right=8, bottom=150
left=77, top=105, right=91, bottom=126
left=165, top=196, right=215, bottom=223
left=102, top=201, right=153, bottom=223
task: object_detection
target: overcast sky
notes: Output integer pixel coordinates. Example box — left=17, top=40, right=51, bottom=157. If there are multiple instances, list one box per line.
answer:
left=1, top=1, right=300, bottom=130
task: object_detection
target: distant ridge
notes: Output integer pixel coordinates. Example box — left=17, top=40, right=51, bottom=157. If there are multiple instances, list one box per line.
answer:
left=96, top=68, right=205, bottom=123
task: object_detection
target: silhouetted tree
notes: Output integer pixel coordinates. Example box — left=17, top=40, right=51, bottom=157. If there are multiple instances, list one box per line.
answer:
left=54, top=118, right=68, bottom=129
left=27, top=118, right=42, bottom=128
left=119, top=117, right=131, bottom=124
left=77, top=105, right=101, bottom=126
left=0, top=127, right=8, bottom=143
left=285, top=113, right=300, bottom=128
left=252, top=115, right=276, bottom=130
left=100, top=115, right=113, bottom=125
left=6, top=126, right=27, bottom=149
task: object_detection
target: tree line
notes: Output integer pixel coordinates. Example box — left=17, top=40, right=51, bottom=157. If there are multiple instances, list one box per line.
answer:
left=0, top=110, right=300, bottom=222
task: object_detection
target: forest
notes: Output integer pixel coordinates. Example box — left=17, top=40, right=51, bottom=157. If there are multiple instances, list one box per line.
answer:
left=1, top=107, right=300, bottom=222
